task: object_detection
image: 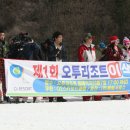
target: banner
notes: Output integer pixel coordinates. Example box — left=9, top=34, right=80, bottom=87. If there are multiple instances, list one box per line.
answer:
left=4, top=59, right=130, bottom=96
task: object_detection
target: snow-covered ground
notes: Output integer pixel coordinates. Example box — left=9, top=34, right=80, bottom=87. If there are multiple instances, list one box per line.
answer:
left=0, top=97, right=130, bottom=130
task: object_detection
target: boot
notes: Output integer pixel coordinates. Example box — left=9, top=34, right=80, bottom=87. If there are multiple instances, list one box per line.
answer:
left=93, top=96, right=102, bottom=101
left=113, top=95, right=122, bottom=100
left=3, top=96, right=11, bottom=103
left=49, top=97, right=54, bottom=102
left=57, top=97, right=67, bottom=102
left=83, top=96, right=91, bottom=101
left=15, top=97, right=20, bottom=103
left=33, top=97, right=37, bottom=103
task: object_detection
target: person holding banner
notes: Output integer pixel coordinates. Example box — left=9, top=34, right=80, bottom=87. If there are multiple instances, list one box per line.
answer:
left=48, top=31, right=67, bottom=102
left=41, top=39, right=52, bottom=61
left=122, top=37, right=130, bottom=62
left=105, top=36, right=124, bottom=61
left=122, top=37, right=130, bottom=99
left=105, top=35, right=124, bottom=100
left=0, top=30, right=9, bottom=103
left=78, top=33, right=102, bottom=101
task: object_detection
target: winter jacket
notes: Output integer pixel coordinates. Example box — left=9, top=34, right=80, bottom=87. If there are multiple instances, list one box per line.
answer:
left=105, top=45, right=123, bottom=61
left=78, top=43, right=96, bottom=62
left=0, top=40, right=8, bottom=58
left=122, top=47, right=130, bottom=61
left=8, top=42, right=43, bottom=60
left=48, top=42, right=67, bottom=62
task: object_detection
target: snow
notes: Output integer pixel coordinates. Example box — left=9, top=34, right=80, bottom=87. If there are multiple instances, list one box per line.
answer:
left=0, top=97, right=130, bottom=130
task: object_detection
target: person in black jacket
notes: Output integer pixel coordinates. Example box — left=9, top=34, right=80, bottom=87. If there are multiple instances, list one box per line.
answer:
left=41, top=39, right=52, bottom=61
left=48, top=31, right=67, bottom=102
left=8, top=33, right=44, bottom=103
left=8, top=33, right=44, bottom=61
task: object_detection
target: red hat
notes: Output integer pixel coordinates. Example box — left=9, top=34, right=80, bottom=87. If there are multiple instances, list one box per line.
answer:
left=109, top=36, right=119, bottom=44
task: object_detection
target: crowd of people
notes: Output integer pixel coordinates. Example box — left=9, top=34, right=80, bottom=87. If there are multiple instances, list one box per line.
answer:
left=0, top=29, right=130, bottom=103
left=78, top=33, right=130, bottom=101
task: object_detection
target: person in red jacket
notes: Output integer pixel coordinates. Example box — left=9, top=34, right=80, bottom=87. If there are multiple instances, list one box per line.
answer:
left=105, top=36, right=124, bottom=100
left=78, top=33, right=102, bottom=101
left=105, top=36, right=123, bottom=61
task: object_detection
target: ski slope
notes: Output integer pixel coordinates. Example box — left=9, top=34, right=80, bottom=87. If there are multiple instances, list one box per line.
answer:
left=0, top=97, right=130, bottom=130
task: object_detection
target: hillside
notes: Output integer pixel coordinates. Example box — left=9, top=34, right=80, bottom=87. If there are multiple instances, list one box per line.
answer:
left=0, top=0, right=130, bottom=60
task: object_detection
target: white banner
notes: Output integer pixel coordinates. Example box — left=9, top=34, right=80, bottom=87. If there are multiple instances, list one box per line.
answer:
left=4, top=59, right=130, bottom=96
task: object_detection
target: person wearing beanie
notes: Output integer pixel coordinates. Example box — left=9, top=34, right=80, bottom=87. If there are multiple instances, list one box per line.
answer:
left=99, top=42, right=106, bottom=49
left=78, top=33, right=96, bottom=62
left=105, top=35, right=124, bottom=100
left=122, top=37, right=130, bottom=99
left=98, top=41, right=108, bottom=61
left=78, top=33, right=102, bottom=101
left=122, top=37, right=130, bottom=61
left=105, top=35, right=124, bottom=61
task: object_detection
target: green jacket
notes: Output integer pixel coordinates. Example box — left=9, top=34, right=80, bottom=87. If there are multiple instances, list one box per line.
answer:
left=0, top=40, right=8, bottom=58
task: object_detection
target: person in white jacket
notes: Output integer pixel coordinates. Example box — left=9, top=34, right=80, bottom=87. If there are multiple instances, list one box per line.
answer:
left=122, top=37, right=130, bottom=99
left=78, top=33, right=102, bottom=101
left=122, top=37, right=130, bottom=61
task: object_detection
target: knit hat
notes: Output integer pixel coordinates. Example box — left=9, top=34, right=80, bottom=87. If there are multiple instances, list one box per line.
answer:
left=99, top=42, right=106, bottom=49
left=109, top=36, right=119, bottom=44
left=123, top=37, right=130, bottom=46
left=84, top=33, right=93, bottom=40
